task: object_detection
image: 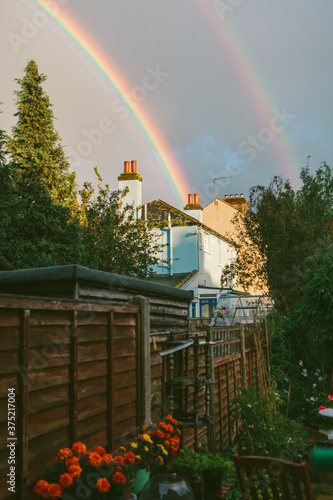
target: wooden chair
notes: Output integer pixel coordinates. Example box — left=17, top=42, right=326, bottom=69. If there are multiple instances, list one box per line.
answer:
left=233, top=454, right=314, bottom=499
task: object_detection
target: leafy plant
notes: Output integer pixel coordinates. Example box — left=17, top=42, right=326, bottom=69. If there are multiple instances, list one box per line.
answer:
left=230, top=386, right=313, bottom=463
left=128, top=415, right=182, bottom=473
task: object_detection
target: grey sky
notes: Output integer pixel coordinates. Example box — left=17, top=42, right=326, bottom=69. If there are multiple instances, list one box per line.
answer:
left=1, top=0, right=333, bottom=208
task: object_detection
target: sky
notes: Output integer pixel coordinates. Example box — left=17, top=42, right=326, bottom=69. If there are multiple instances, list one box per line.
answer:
left=1, top=0, right=333, bottom=209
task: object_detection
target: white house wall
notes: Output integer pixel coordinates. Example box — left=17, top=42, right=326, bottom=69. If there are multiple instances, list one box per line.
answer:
left=151, top=226, right=198, bottom=275
left=151, top=226, right=233, bottom=290
left=198, top=229, right=231, bottom=289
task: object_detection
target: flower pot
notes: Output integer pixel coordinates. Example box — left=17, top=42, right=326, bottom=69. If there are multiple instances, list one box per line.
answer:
left=132, top=468, right=150, bottom=494
left=202, top=469, right=223, bottom=499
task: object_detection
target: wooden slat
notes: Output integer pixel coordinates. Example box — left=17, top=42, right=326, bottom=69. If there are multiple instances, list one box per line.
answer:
left=18, top=309, right=29, bottom=500
left=135, top=312, right=142, bottom=428
left=107, top=312, right=114, bottom=450
left=70, top=311, right=78, bottom=444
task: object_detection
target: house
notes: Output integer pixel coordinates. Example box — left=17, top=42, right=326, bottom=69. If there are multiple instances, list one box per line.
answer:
left=118, top=161, right=237, bottom=318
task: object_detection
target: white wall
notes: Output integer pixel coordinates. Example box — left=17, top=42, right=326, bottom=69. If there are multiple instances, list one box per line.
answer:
left=151, top=225, right=234, bottom=289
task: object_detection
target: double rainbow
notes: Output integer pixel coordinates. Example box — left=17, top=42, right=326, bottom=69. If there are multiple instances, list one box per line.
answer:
left=21, top=0, right=300, bottom=208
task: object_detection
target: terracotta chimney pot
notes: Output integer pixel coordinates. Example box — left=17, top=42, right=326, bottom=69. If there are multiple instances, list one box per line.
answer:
left=194, top=193, right=199, bottom=204
left=124, top=161, right=130, bottom=173
left=131, top=160, right=137, bottom=173
left=188, top=194, right=193, bottom=204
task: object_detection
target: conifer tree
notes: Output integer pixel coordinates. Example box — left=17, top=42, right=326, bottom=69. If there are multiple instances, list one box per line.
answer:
left=0, top=71, right=82, bottom=271
left=8, top=60, right=77, bottom=207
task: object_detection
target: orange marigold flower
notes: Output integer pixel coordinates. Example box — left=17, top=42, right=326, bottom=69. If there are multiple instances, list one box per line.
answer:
left=166, top=414, right=180, bottom=425
left=59, top=473, right=73, bottom=488
left=47, top=483, right=63, bottom=499
left=115, top=466, right=123, bottom=472
left=165, top=433, right=171, bottom=439
left=67, top=464, right=82, bottom=478
left=94, top=446, right=106, bottom=456
left=142, top=424, right=148, bottom=430
left=113, top=472, right=126, bottom=485
left=172, top=435, right=181, bottom=444
left=102, top=453, right=113, bottom=465
left=152, top=429, right=165, bottom=439
left=137, top=434, right=143, bottom=441
left=124, top=451, right=136, bottom=464
left=66, top=456, right=80, bottom=467
left=58, top=447, right=73, bottom=461
left=164, top=439, right=170, bottom=448
left=114, top=456, right=125, bottom=466
left=71, top=442, right=87, bottom=454
left=88, top=452, right=103, bottom=466
left=97, top=477, right=111, bottom=493
left=34, top=479, right=49, bottom=498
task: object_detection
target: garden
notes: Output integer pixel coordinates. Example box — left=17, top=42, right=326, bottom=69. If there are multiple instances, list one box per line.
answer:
left=32, top=378, right=333, bottom=499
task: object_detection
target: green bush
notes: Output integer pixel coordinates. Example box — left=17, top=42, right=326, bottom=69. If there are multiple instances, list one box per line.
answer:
left=230, top=385, right=313, bottom=463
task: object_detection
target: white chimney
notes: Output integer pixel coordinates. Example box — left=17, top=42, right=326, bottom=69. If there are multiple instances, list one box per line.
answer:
left=118, top=160, right=142, bottom=218
left=184, top=193, right=203, bottom=222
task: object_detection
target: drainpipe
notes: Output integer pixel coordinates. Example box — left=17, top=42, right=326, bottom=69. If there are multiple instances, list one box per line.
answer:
left=168, top=213, right=173, bottom=276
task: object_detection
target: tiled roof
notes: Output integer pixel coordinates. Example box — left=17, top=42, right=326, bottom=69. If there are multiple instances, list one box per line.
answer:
left=146, top=200, right=197, bottom=226
left=146, top=199, right=233, bottom=244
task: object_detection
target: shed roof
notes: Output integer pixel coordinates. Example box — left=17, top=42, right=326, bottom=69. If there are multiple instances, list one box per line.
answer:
left=0, top=265, right=193, bottom=300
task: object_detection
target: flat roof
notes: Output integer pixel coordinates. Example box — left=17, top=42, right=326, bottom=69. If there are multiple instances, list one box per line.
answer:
left=0, top=265, right=193, bottom=300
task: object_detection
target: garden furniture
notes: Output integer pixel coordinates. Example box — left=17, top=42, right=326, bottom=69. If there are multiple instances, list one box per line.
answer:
left=233, top=454, right=314, bottom=499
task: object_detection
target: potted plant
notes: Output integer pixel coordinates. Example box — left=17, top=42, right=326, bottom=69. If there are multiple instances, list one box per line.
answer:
left=173, top=448, right=202, bottom=480
left=200, top=452, right=226, bottom=499
left=129, top=414, right=182, bottom=494
left=33, top=442, right=138, bottom=499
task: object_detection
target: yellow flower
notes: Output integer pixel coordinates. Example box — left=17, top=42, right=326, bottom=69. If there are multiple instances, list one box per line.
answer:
left=143, top=434, right=153, bottom=444
left=158, top=456, right=163, bottom=465
left=130, top=442, right=138, bottom=449
left=135, top=455, right=141, bottom=460
left=118, top=446, right=126, bottom=452
left=157, top=444, right=168, bottom=456
left=144, top=446, right=149, bottom=452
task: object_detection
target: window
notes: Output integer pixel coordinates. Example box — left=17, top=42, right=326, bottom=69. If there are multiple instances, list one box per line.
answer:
left=200, top=298, right=217, bottom=318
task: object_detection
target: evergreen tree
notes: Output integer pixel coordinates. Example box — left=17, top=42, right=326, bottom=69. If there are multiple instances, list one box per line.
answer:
left=0, top=70, right=82, bottom=271
left=8, top=60, right=77, bottom=207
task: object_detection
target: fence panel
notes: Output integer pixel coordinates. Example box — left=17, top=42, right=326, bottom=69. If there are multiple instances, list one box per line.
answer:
left=0, top=296, right=141, bottom=500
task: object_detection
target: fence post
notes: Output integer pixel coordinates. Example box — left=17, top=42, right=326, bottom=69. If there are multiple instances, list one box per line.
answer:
left=207, top=326, right=217, bottom=453
left=240, top=323, right=247, bottom=387
left=130, top=296, right=151, bottom=425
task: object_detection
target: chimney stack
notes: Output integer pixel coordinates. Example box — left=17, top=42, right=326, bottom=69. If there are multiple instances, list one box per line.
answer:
left=184, top=192, right=203, bottom=222
left=223, top=193, right=248, bottom=214
left=118, top=160, right=143, bottom=219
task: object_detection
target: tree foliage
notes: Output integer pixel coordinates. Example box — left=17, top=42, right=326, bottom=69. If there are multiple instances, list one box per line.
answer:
left=226, top=162, right=333, bottom=424
left=1, top=60, right=161, bottom=277
left=7, top=60, right=77, bottom=208
left=222, top=163, right=333, bottom=311
left=79, top=170, right=161, bottom=278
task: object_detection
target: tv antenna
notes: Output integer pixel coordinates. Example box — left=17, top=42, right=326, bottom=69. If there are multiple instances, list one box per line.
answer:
left=213, top=176, right=232, bottom=198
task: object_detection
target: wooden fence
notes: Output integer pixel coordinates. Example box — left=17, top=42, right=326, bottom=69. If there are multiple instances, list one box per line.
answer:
left=0, top=295, right=146, bottom=500
left=0, top=293, right=267, bottom=500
